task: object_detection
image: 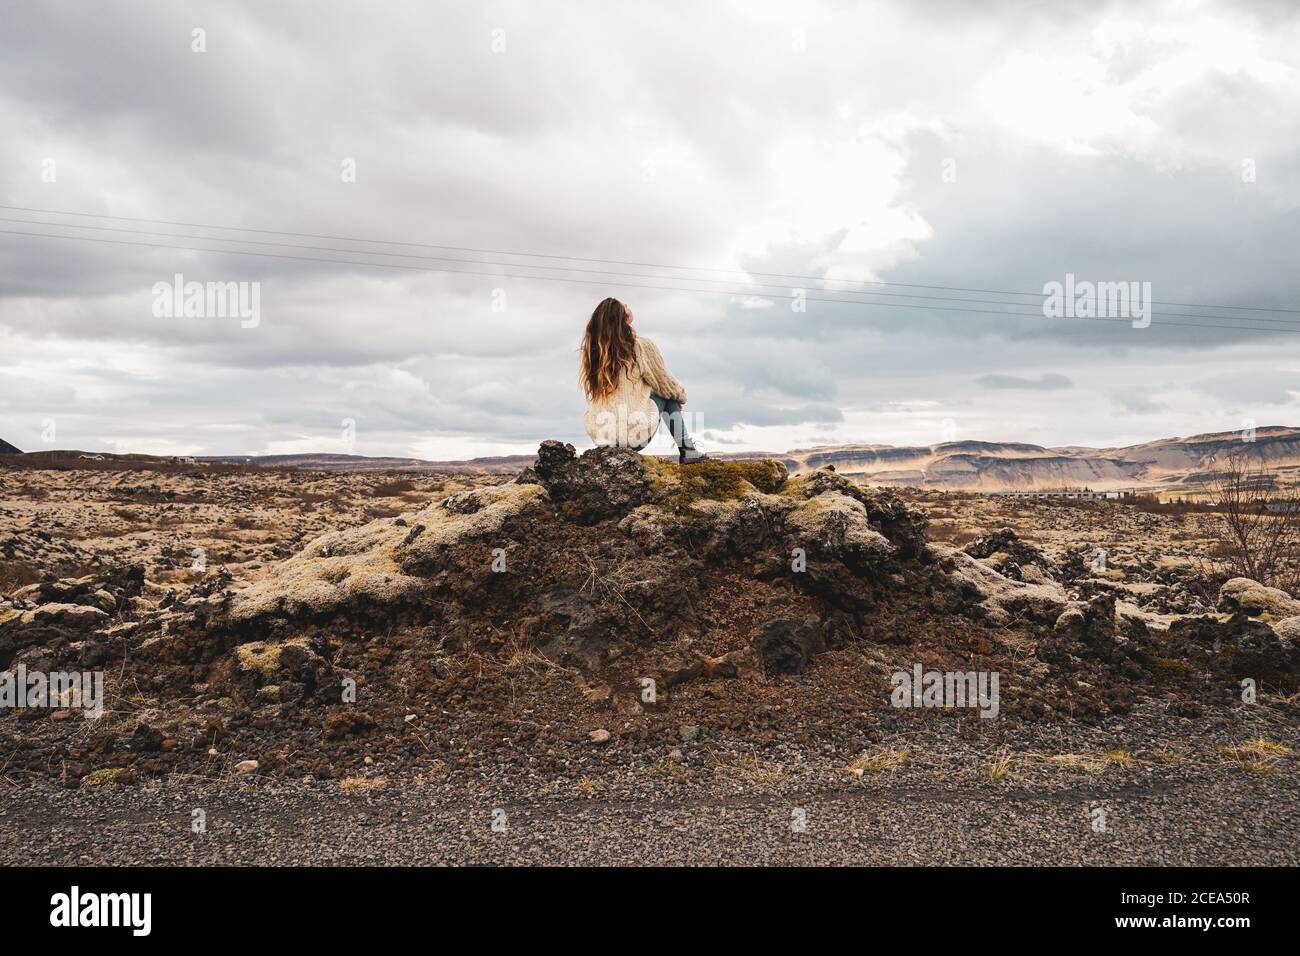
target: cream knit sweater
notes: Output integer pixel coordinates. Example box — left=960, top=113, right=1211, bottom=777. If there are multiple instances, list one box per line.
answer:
left=583, top=336, right=686, bottom=449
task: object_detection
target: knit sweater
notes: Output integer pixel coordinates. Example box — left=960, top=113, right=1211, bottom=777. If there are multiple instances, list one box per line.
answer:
left=583, top=336, right=686, bottom=448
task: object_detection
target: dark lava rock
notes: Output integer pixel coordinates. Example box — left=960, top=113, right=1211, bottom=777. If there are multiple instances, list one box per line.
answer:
left=752, top=617, right=825, bottom=675
left=518, top=441, right=654, bottom=523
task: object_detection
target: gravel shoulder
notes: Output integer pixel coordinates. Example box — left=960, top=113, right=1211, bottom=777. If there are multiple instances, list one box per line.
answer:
left=4, top=716, right=1295, bottom=866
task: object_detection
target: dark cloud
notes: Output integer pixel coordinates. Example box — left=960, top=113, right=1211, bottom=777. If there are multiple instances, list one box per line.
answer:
left=1111, top=388, right=1169, bottom=415
left=976, top=372, right=1073, bottom=391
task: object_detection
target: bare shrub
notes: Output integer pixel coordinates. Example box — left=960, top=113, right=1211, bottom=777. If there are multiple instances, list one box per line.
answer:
left=1208, top=453, right=1300, bottom=593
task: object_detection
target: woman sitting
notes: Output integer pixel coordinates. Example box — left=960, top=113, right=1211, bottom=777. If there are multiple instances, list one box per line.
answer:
left=579, top=297, right=707, bottom=463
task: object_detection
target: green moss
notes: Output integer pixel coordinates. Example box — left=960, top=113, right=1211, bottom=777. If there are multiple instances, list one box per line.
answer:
left=645, top=457, right=787, bottom=504
left=236, top=641, right=284, bottom=677
left=82, top=768, right=130, bottom=786
left=1146, top=654, right=1194, bottom=675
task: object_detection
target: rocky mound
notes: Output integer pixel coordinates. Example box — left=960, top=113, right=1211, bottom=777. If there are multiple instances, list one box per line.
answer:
left=2, top=441, right=1298, bottom=784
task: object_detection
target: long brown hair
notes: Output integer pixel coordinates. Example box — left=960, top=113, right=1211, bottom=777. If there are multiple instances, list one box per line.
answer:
left=579, top=297, right=637, bottom=400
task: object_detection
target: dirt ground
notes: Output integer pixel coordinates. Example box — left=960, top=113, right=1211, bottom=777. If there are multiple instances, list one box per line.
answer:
left=1, top=457, right=1295, bottom=865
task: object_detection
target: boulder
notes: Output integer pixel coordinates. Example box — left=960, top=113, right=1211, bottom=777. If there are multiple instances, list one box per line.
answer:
left=1053, top=593, right=1116, bottom=647
left=1218, top=578, right=1300, bottom=620
left=787, top=470, right=928, bottom=559
left=783, top=493, right=895, bottom=567
left=17, top=603, right=109, bottom=632
left=1166, top=613, right=1293, bottom=675
left=935, top=548, right=1067, bottom=624
left=517, top=441, right=652, bottom=522
left=228, top=482, right=549, bottom=622
left=1272, top=615, right=1300, bottom=649
left=965, top=528, right=1053, bottom=581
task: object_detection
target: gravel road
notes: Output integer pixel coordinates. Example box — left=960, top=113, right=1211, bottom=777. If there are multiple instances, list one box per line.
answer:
left=2, top=756, right=1295, bottom=866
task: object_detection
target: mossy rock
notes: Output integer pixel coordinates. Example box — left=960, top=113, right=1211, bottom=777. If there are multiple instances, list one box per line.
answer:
left=236, top=640, right=286, bottom=677
left=645, top=457, right=788, bottom=504
left=81, top=767, right=133, bottom=787
left=229, top=482, right=548, bottom=621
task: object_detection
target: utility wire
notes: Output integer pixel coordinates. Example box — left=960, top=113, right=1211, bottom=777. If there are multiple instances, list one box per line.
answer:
left=4, top=226, right=1299, bottom=336
left=7, top=215, right=1299, bottom=327
left=2, top=202, right=1297, bottom=317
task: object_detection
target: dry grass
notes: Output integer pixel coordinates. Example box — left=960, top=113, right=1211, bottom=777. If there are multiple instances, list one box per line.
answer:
left=340, top=775, right=388, bottom=793
left=711, top=752, right=790, bottom=785
left=372, top=478, right=418, bottom=497
left=576, top=777, right=602, bottom=794
left=988, top=751, right=1013, bottom=780
left=927, top=520, right=980, bottom=547
left=643, top=758, right=687, bottom=780
left=1040, top=749, right=1134, bottom=773
left=1221, top=738, right=1292, bottom=773
left=497, top=628, right=571, bottom=674
left=845, top=746, right=908, bottom=775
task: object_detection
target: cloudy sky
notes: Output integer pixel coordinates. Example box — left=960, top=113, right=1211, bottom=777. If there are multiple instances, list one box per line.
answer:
left=2, top=0, right=1299, bottom=460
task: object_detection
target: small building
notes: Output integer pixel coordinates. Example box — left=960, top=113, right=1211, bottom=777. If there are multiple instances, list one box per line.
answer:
left=992, top=489, right=1134, bottom=500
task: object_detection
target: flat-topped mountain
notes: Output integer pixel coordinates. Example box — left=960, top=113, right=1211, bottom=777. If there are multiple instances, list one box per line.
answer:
left=755, top=426, right=1300, bottom=493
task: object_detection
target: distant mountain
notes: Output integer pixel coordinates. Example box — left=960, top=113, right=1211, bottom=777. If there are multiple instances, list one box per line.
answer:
left=757, top=425, right=1300, bottom=492
left=0, top=438, right=21, bottom=454
left=10, top=427, right=1298, bottom=493
left=200, top=452, right=534, bottom=475
left=208, top=426, right=1300, bottom=493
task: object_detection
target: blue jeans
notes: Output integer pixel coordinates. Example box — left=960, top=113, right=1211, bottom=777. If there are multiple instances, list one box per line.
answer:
left=637, top=392, right=697, bottom=454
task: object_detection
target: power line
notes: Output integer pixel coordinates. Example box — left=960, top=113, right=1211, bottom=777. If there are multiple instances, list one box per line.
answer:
left=7, top=215, right=1299, bottom=327
left=2, top=201, right=1297, bottom=317
left=4, top=225, right=1298, bottom=336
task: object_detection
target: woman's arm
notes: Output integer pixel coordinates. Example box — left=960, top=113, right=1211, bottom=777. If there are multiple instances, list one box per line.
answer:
left=636, top=338, right=687, bottom=403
